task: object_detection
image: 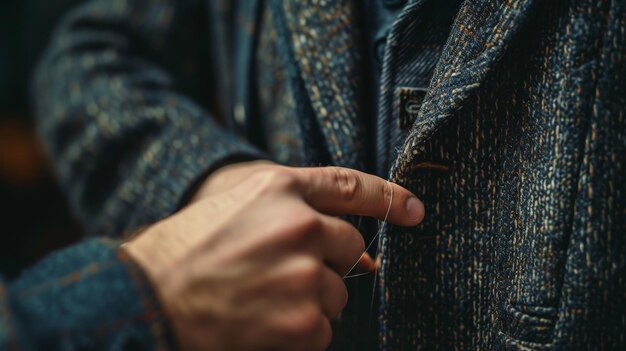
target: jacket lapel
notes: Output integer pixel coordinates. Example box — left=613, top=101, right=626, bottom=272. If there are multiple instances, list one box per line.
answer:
left=391, top=0, right=537, bottom=181
left=274, top=0, right=366, bottom=169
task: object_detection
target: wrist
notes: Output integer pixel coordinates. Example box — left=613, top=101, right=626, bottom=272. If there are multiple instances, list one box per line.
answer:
left=122, top=225, right=173, bottom=292
left=191, top=160, right=276, bottom=202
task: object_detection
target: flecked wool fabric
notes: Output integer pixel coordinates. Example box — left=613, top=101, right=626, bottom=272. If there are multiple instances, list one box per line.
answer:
left=0, top=239, right=172, bottom=350
left=29, top=0, right=626, bottom=350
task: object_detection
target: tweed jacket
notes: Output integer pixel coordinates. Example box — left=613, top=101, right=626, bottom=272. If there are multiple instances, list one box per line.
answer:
left=31, top=0, right=625, bottom=350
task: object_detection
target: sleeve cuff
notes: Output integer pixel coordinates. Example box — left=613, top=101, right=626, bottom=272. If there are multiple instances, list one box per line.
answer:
left=89, top=121, right=270, bottom=238
left=5, top=238, right=174, bottom=350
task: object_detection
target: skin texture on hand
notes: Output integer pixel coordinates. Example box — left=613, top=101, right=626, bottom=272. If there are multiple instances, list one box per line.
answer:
left=124, top=163, right=424, bottom=350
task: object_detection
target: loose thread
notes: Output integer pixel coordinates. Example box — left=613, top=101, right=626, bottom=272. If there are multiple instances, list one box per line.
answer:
left=343, top=181, right=393, bottom=279
left=367, top=269, right=379, bottom=336
left=336, top=181, right=392, bottom=346
left=368, top=230, right=384, bottom=337
left=343, top=271, right=371, bottom=279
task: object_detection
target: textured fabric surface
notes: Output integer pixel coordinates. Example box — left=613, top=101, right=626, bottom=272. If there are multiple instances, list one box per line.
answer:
left=0, top=239, right=172, bottom=350
left=33, top=0, right=266, bottom=238
left=380, top=1, right=626, bottom=349
left=33, top=0, right=626, bottom=350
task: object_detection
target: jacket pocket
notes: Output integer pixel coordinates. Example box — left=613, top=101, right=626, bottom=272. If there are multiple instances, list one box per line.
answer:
left=494, top=303, right=556, bottom=350
left=491, top=59, right=599, bottom=350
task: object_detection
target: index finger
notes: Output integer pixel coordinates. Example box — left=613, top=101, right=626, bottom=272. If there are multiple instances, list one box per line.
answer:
left=292, top=167, right=425, bottom=227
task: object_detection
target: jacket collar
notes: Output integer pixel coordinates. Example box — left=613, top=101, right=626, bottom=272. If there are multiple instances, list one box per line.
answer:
left=275, top=0, right=367, bottom=169
left=274, top=0, right=536, bottom=173
left=391, top=0, right=537, bottom=181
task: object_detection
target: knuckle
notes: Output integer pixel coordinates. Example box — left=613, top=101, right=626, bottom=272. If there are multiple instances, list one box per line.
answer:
left=265, top=167, right=298, bottom=190
left=274, top=208, right=321, bottom=245
left=297, top=210, right=323, bottom=233
left=327, top=167, right=360, bottom=202
left=289, top=306, right=324, bottom=339
left=298, top=259, right=324, bottom=285
left=284, top=209, right=322, bottom=242
left=249, top=167, right=298, bottom=194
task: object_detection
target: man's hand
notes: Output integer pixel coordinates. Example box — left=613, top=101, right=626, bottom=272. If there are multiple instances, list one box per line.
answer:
left=190, top=160, right=277, bottom=200
left=124, top=165, right=424, bottom=350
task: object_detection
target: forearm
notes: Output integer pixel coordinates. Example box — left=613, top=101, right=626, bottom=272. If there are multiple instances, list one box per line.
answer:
left=0, top=238, right=173, bottom=350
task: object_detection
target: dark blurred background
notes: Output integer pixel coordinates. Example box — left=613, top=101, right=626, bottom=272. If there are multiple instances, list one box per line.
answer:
left=0, top=1, right=85, bottom=279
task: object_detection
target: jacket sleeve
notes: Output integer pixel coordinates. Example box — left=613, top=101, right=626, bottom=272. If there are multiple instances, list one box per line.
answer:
left=0, top=238, right=174, bottom=351
left=32, top=0, right=266, bottom=237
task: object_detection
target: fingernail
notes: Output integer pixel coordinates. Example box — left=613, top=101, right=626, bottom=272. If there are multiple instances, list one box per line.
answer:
left=406, top=196, right=425, bottom=222
left=361, top=253, right=376, bottom=272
